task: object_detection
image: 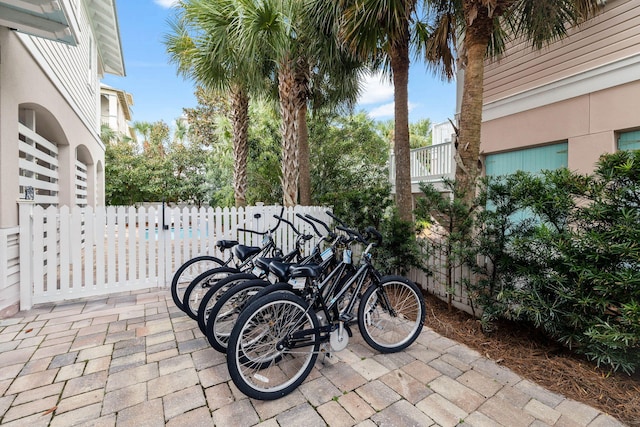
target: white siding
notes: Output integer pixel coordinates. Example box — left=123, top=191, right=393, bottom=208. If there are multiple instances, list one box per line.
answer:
left=18, top=2, right=99, bottom=133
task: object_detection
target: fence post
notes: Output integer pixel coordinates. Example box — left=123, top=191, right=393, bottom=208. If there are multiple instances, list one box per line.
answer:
left=17, top=200, right=35, bottom=311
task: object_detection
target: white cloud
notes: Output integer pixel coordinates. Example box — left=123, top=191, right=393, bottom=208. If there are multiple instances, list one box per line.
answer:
left=358, top=71, right=394, bottom=105
left=154, top=0, right=179, bottom=8
left=368, top=102, right=395, bottom=119
left=366, top=101, right=417, bottom=119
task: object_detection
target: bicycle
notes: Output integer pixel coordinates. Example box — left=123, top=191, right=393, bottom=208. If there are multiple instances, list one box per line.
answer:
left=170, top=207, right=285, bottom=312
left=194, top=215, right=319, bottom=335
left=203, top=213, right=342, bottom=352
left=171, top=206, right=284, bottom=311
left=225, top=224, right=426, bottom=400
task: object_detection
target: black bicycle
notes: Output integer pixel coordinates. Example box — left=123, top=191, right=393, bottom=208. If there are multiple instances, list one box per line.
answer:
left=225, top=224, right=426, bottom=400
left=170, top=207, right=285, bottom=312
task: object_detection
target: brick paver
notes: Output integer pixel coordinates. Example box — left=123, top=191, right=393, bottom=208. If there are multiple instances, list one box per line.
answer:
left=0, top=289, right=628, bottom=426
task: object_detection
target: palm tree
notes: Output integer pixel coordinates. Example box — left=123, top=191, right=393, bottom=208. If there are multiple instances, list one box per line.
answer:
left=235, top=0, right=308, bottom=207
left=425, top=0, right=601, bottom=208
left=294, top=18, right=365, bottom=205
left=169, top=0, right=363, bottom=207
left=132, top=121, right=152, bottom=151
left=310, top=0, right=434, bottom=221
left=100, top=124, right=117, bottom=145
left=165, top=0, right=265, bottom=207
left=173, top=118, right=189, bottom=145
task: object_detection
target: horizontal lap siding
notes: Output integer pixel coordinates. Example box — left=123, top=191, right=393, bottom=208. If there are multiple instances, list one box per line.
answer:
left=484, top=0, right=640, bottom=104
left=24, top=3, right=97, bottom=128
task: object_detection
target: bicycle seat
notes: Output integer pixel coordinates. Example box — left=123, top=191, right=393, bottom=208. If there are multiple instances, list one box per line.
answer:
left=216, top=240, right=239, bottom=250
left=290, top=264, right=321, bottom=279
left=253, top=257, right=283, bottom=271
left=232, top=245, right=261, bottom=261
left=269, top=261, right=292, bottom=281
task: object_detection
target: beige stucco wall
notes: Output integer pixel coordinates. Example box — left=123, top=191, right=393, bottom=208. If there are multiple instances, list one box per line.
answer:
left=0, top=28, right=105, bottom=227
left=480, top=79, right=640, bottom=174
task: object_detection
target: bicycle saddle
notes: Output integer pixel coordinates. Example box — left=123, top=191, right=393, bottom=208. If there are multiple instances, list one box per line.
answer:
left=289, top=264, right=321, bottom=279
left=232, top=245, right=261, bottom=261
left=269, top=261, right=292, bottom=281
left=253, top=257, right=283, bottom=271
left=216, top=240, right=239, bottom=250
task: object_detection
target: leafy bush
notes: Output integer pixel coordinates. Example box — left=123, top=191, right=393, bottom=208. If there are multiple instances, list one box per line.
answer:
left=466, top=151, right=640, bottom=373
left=373, top=208, right=429, bottom=276
left=415, top=178, right=474, bottom=310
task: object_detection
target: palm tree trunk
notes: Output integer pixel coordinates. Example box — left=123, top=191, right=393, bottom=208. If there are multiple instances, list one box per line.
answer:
left=279, top=57, right=299, bottom=207
left=390, top=38, right=413, bottom=222
left=297, top=101, right=311, bottom=205
left=231, top=85, right=249, bottom=207
left=295, top=57, right=311, bottom=206
left=455, top=8, right=492, bottom=209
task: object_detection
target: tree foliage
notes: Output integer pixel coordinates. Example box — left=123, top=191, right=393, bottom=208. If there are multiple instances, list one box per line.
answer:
left=104, top=120, right=211, bottom=206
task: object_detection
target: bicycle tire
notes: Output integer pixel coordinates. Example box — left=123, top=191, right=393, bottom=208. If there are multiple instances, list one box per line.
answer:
left=205, top=279, right=270, bottom=352
left=182, top=266, right=240, bottom=320
left=171, top=256, right=224, bottom=311
left=357, top=275, right=425, bottom=353
left=196, top=273, right=258, bottom=335
left=227, top=291, right=320, bottom=400
left=245, top=282, right=295, bottom=306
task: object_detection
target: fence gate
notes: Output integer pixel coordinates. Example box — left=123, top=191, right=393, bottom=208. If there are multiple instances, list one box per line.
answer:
left=18, top=203, right=330, bottom=310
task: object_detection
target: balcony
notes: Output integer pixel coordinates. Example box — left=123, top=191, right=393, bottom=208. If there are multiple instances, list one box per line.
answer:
left=389, top=142, right=454, bottom=194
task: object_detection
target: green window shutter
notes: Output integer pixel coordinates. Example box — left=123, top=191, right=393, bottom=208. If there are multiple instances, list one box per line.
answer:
left=485, top=142, right=568, bottom=177
left=618, top=131, right=640, bottom=151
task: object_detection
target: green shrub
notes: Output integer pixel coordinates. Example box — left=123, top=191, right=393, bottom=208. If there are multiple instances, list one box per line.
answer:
left=373, top=208, right=429, bottom=276
left=467, top=151, right=640, bottom=373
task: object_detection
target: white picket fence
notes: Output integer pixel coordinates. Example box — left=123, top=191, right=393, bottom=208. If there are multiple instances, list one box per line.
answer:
left=18, top=203, right=331, bottom=309
left=407, top=238, right=483, bottom=316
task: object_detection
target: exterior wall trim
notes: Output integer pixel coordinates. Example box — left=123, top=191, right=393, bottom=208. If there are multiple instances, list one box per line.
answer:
left=483, top=53, right=640, bottom=122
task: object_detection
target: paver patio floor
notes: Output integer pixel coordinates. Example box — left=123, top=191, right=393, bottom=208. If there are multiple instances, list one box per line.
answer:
left=0, top=289, right=626, bottom=426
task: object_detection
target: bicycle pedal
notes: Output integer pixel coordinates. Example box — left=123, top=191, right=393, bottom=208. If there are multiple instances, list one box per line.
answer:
left=338, top=313, right=354, bottom=323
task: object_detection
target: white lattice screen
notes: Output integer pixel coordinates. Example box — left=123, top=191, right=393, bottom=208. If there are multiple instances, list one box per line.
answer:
left=18, top=123, right=60, bottom=206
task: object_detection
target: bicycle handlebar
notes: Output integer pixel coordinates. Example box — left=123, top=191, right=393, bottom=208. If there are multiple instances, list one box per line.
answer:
left=236, top=206, right=286, bottom=236
left=365, top=226, right=383, bottom=246
left=304, top=214, right=332, bottom=233
left=274, top=215, right=302, bottom=236
left=336, top=225, right=365, bottom=242
left=326, top=210, right=348, bottom=228
left=296, top=213, right=322, bottom=237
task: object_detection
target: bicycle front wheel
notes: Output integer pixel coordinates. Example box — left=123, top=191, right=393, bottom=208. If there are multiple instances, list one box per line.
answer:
left=171, top=256, right=224, bottom=311
left=227, top=292, right=320, bottom=400
left=358, top=276, right=425, bottom=353
left=183, top=267, right=239, bottom=320
left=197, top=273, right=258, bottom=336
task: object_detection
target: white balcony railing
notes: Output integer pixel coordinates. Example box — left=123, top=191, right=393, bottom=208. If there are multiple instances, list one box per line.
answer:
left=389, top=142, right=454, bottom=190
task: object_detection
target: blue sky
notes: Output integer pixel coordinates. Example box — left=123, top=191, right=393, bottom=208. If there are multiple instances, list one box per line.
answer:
left=103, top=0, right=457, bottom=128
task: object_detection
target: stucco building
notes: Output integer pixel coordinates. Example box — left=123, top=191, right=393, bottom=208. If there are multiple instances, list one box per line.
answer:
left=0, top=0, right=125, bottom=317
left=478, top=0, right=640, bottom=176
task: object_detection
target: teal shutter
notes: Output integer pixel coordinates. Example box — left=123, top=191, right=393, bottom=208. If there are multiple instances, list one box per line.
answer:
left=484, top=142, right=568, bottom=223
left=618, top=131, right=640, bottom=151
left=485, top=142, right=568, bottom=177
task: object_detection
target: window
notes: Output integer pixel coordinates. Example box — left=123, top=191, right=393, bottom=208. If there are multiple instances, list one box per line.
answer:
left=617, top=131, right=640, bottom=151
left=484, top=142, right=568, bottom=224
left=485, top=142, right=568, bottom=177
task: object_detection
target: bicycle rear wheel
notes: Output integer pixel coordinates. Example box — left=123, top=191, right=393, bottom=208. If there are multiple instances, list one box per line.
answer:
left=227, top=292, right=320, bottom=400
left=358, top=276, right=425, bottom=353
left=205, top=279, right=269, bottom=352
left=171, top=256, right=224, bottom=311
